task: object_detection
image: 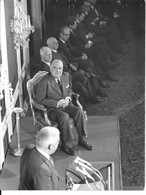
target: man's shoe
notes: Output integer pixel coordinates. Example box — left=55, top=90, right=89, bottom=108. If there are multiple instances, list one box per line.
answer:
left=90, top=96, right=106, bottom=104
left=96, top=89, right=107, bottom=98
left=96, top=96, right=108, bottom=102
left=105, top=75, right=118, bottom=82
left=62, top=147, right=75, bottom=155
left=79, top=140, right=92, bottom=150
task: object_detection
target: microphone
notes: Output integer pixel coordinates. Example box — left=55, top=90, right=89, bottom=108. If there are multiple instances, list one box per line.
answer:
left=74, top=159, right=93, bottom=172
left=75, top=166, right=94, bottom=181
left=75, top=156, right=105, bottom=183
left=75, top=156, right=92, bottom=167
left=75, top=166, right=93, bottom=190
left=75, top=159, right=102, bottom=181
left=75, top=166, right=101, bottom=190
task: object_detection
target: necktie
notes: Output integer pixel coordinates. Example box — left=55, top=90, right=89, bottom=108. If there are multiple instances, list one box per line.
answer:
left=57, top=79, right=63, bottom=93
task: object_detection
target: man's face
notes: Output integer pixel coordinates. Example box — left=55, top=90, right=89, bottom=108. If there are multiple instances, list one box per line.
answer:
left=60, top=28, right=70, bottom=42
left=70, top=21, right=77, bottom=30
left=50, top=60, right=63, bottom=79
left=53, top=40, right=59, bottom=50
left=82, top=5, right=90, bottom=12
left=42, top=49, right=52, bottom=62
left=90, top=0, right=96, bottom=6
left=78, top=13, right=85, bottom=22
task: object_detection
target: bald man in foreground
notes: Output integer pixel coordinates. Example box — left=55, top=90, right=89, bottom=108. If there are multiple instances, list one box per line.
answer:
left=35, top=59, right=92, bottom=155
left=19, top=126, right=60, bottom=190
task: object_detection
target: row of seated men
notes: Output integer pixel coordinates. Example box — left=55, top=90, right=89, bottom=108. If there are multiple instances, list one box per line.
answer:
left=37, top=0, right=128, bottom=110
left=33, top=0, right=128, bottom=155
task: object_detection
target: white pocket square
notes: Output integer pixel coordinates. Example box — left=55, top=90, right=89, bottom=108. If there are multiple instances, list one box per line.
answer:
left=66, top=85, right=69, bottom=88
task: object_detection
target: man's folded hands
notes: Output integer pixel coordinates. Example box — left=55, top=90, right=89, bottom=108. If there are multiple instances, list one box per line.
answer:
left=57, top=97, right=71, bottom=108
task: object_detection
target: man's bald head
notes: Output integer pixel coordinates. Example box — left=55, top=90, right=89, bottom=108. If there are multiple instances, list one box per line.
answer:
left=46, top=37, right=59, bottom=50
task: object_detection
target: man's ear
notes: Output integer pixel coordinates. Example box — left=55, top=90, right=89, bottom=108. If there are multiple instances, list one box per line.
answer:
left=48, top=144, right=52, bottom=150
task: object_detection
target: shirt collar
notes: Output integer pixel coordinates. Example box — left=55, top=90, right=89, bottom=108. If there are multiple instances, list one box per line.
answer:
left=55, top=78, right=61, bottom=83
left=59, top=38, right=66, bottom=44
left=76, top=19, right=80, bottom=23
left=50, top=48, right=57, bottom=53
left=84, top=11, right=88, bottom=15
left=36, top=146, right=51, bottom=161
left=42, top=59, right=50, bottom=66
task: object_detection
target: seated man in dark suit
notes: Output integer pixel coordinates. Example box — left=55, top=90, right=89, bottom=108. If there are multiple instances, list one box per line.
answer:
left=19, top=126, right=60, bottom=190
left=39, top=46, right=52, bottom=72
left=58, top=26, right=111, bottom=97
left=62, top=24, right=117, bottom=82
left=81, top=1, right=125, bottom=54
left=75, top=10, right=121, bottom=64
left=46, top=37, right=108, bottom=103
left=35, top=59, right=92, bottom=155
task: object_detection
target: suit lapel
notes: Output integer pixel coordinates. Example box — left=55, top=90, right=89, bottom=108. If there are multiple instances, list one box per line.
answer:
left=49, top=76, right=62, bottom=95
left=44, top=159, right=59, bottom=178
left=34, top=148, right=59, bottom=178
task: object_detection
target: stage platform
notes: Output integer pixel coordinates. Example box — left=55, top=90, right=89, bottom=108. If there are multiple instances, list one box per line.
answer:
left=0, top=116, right=122, bottom=190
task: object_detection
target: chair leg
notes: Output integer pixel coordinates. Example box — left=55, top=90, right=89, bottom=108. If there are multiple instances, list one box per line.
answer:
left=35, top=123, right=41, bottom=132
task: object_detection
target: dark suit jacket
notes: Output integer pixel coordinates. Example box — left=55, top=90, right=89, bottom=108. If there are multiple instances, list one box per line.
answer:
left=82, top=12, right=97, bottom=33
left=58, top=39, right=84, bottom=63
left=35, top=71, right=87, bottom=144
left=19, top=144, right=59, bottom=190
left=74, top=22, right=89, bottom=44
left=51, top=50, right=71, bottom=72
left=35, top=72, right=73, bottom=110
left=39, top=61, right=50, bottom=72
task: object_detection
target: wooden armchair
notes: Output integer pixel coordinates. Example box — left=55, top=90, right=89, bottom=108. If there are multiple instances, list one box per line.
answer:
left=27, top=71, right=87, bottom=146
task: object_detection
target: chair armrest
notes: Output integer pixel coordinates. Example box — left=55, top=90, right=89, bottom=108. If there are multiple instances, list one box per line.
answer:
left=72, top=93, right=83, bottom=110
left=72, top=93, right=79, bottom=100
left=32, top=99, right=47, bottom=111
left=43, top=110, right=51, bottom=126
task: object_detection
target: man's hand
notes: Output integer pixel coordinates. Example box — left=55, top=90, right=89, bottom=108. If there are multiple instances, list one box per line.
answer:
left=85, top=41, right=93, bottom=49
left=81, top=53, right=88, bottom=60
left=70, top=64, right=77, bottom=71
left=57, top=97, right=71, bottom=108
left=87, top=32, right=93, bottom=39
left=100, top=21, right=107, bottom=26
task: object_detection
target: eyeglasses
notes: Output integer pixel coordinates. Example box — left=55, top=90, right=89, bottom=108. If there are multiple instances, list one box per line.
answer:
left=63, top=33, right=70, bottom=36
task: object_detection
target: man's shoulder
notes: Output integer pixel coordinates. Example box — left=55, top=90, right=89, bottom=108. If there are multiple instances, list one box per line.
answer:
left=22, top=144, right=35, bottom=157
left=62, top=71, right=70, bottom=77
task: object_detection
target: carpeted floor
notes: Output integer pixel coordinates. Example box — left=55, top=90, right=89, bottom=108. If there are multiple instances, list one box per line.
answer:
left=119, top=101, right=145, bottom=188
left=86, top=26, right=145, bottom=189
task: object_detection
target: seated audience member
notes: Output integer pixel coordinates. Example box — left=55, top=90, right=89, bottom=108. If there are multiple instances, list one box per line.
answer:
left=59, top=26, right=111, bottom=96
left=60, top=25, right=117, bottom=82
left=67, top=15, right=119, bottom=75
left=46, top=37, right=107, bottom=103
left=47, top=37, right=110, bottom=87
left=19, top=126, right=60, bottom=190
left=39, top=46, right=52, bottom=72
left=35, top=59, right=93, bottom=155
left=82, top=1, right=125, bottom=54
left=75, top=10, right=121, bottom=64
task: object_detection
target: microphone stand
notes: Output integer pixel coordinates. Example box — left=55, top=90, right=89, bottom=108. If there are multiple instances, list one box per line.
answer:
left=84, top=176, right=92, bottom=190
left=82, top=167, right=102, bottom=190
left=75, top=156, right=106, bottom=187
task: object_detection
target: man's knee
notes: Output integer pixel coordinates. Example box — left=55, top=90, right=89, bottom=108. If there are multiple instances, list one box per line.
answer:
left=78, top=69, right=86, bottom=76
left=75, top=107, right=83, bottom=116
left=59, top=112, right=70, bottom=122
